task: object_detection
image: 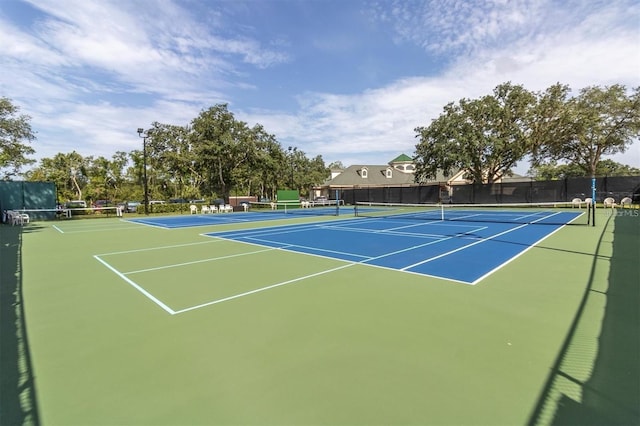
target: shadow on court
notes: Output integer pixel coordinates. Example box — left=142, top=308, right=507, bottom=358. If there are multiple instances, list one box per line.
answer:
left=0, top=225, right=41, bottom=425
left=528, top=212, right=640, bottom=425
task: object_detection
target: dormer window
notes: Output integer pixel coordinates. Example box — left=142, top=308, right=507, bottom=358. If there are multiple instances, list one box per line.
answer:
left=386, top=167, right=393, bottom=178
left=361, top=167, right=368, bottom=178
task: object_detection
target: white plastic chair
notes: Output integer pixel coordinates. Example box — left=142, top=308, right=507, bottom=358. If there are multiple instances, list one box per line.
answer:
left=209, top=205, right=218, bottom=213
left=189, top=204, right=197, bottom=214
left=10, top=211, right=21, bottom=226
left=571, top=198, right=582, bottom=208
left=620, top=197, right=632, bottom=208
left=10, top=211, right=29, bottom=226
left=201, top=205, right=209, bottom=214
left=603, top=197, right=616, bottom=208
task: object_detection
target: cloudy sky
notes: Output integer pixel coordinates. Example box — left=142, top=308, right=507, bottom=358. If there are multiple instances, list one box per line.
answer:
left=1, top=0, right=639, bottom=174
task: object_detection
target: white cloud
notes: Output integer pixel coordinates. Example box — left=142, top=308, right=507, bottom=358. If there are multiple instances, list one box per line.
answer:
left=374, top=0, right=550, bottom=55
left=2, top=0, right=638, bottom=174
left=10, top=0, right=289, bottom=101
left=246, top=0, right=640, bottom=170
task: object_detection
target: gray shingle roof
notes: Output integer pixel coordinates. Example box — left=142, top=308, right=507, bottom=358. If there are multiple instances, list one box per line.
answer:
left=328, top=165, right=415, bottom=186
left=319, top=154, right=460, bottom=188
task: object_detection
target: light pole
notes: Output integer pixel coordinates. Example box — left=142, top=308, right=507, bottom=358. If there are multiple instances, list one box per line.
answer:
left=288, top=146, right=297, bottom=190
left=137, top=128, right=149, bottom=215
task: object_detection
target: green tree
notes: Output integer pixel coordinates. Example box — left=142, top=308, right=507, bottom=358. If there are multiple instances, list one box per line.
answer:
left=327, top=161, right=345, bottom=170
left=145, top=123, right=200, bottom=200
left=530, top=159, right=640, bottom=180
left=534, top=85, right=640, bottom=176
left=190, top=104, right=256, bottom=200
left=127, top=149, right=145, bottom=201
left=231, top=124, right=281, bottom=198
left=597, top=159, right=640, bottom=176
left=0, top=97, right=36, bottom=178
left=414, top=82, right=536, bottom=184
left=298, top=154, right=330, bottom=198
left=26, top=151, right=88, bottom=201
left=252, top=131, right=287, bottom=200
left=84, top=153, right=129, bottom=203
left=25, top=103, right=330, bottom=206
left=528, top=162, right=589, bottom=180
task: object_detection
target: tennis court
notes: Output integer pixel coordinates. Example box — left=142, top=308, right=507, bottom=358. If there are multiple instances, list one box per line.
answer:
left=64, top=204, right=584, bottom=319
left=2, top=205, right=637, bottom=425
left=206, top=206, right=584, bottom=284
left=127, top=203, right=340, bottom=228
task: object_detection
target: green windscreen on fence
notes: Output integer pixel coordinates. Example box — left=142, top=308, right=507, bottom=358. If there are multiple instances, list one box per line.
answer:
left=276, top=190, right=299, bottom=203
left=0, top=181, right=57, bottom=211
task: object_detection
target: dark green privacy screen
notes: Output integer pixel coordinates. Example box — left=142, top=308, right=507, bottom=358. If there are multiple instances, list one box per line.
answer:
left=0, top=181, right=57, bottom=211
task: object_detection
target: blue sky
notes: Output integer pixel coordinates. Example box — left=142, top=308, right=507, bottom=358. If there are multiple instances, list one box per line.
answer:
left=1, top=0, right=639, bottom=175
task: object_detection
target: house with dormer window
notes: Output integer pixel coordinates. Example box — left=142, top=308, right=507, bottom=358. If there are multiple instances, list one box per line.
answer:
left=313, top=153, right=531, bottom=204
left=312, top=154, right=466, bottom=199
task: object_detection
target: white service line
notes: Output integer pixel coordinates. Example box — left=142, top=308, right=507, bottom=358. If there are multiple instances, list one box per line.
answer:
left=124, top=247, right=276, bottom=275
left=401, top=224, right=529, bottom=271
left=93, top=255, right=176, bottom=315
left=172, top=263, right=355, bottom=315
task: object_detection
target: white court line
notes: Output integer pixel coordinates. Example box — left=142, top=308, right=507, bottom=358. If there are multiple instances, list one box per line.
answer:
left=185, top=211, right=574, bottom=312
left=94, top=255, right=176, bottom=315
left=175, top=229, right=458, bottom=315
left=51, top=219, right=144, bottom=234
left=172, top=263, right=356, bottom=315
left=243, top=237, right=372, bottom=260
left=361, top=236, right=455, bottom=262
left=210, top=221, right=326, bottom=239
left=343, top=216, right=485, bottom=229
left=319, top=222, right=486, bottom=239
left=212, top=220, right=487, bottom=273
left=96, top=210, right=575, bottom=315
left=469, top=218, right=573, bottom=285
left=221, top=216, right=483, bottom=242
left=464, top=213, right=568, bottom=285
left=127, top=212, right=295, bottom=229
left=96, top=238, right=224, bottom=257
left=62, top=225, right=144, bottom=234
left=124, top=247, right=276, bottom=274
left=402, top=223, right=531, bottom=270
left=242, top=231, right=453, bottom=266
left=513, top=211, right=547, bottom=221
left=318, top=225, right=446, bottom=239
left=121, top=219, right=174, bottom=230
left=401, top=211, right=564, bottom=271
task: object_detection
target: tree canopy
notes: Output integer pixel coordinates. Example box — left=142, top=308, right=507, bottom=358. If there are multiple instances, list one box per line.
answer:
left=25, top=103, right=329, bottom=204
left=0, top=97, right=36, bottom=179
left=532, top=84, right=640, bottom=176
left=529, top=159, right=640, bottom=180
left=414, top=82, right=537, bottom=184
left=414, top=83, right=640, bottom=183
left=8, top=83, right=640, bottom=203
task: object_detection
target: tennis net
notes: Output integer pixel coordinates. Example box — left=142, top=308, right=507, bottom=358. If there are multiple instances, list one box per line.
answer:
left=353, top=201, right=590, bottom=225
left=5, top=206, right=124, bottom=222
left=249, top=200, right=341, bottom=216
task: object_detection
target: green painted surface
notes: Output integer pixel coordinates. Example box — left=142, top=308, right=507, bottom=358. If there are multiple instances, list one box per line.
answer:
left=1, top=209, right=637, bottom=425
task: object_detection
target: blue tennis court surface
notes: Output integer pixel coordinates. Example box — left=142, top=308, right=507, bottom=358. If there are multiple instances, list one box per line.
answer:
left=127, top=207, right=339, bottom=228
left=204, top=211, right=583, bottom=284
